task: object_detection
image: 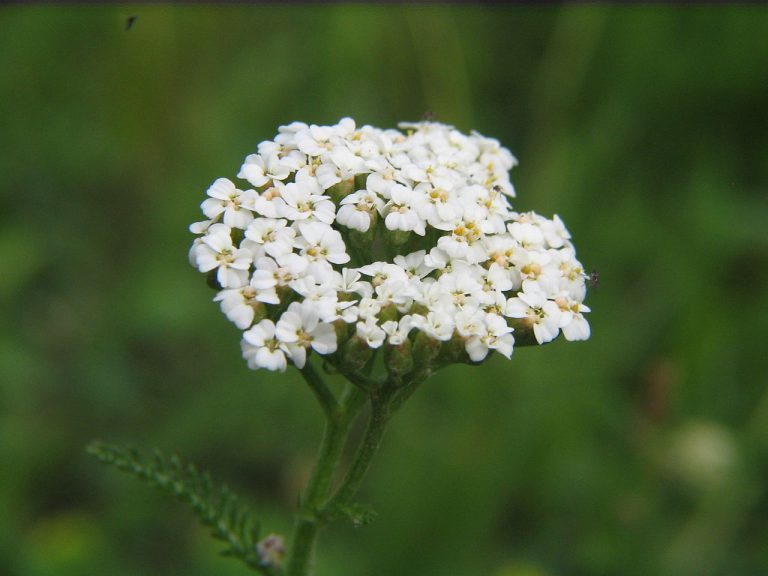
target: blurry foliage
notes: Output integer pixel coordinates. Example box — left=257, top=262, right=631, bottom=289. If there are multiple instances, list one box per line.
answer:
left=1, top=4, right=768, bottom=576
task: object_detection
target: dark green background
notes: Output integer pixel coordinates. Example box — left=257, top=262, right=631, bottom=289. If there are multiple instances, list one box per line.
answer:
left=2, top=5, right=768, bottom=576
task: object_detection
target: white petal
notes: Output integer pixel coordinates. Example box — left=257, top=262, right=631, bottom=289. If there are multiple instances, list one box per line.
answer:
left=207, top=178, right=236, bottom=200
left=465, top=337, right=489, bottom=362
left=310, top=323, right=337, bottom=354
left=256, top=347, right=287, bottom=372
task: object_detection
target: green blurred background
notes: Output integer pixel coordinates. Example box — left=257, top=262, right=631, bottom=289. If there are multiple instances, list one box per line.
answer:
left=2, top=4, right=768, bottom=576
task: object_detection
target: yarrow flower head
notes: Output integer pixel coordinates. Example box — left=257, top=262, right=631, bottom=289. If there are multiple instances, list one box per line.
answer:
left=190, top=118, right=591, bottom=379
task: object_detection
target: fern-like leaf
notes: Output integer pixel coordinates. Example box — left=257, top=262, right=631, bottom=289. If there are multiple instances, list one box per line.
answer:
left=87, top=441, right=276, bottom=574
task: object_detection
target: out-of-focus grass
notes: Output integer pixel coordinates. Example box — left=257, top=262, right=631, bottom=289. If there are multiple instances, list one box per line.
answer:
left=1, top=5, right=767, bottom=576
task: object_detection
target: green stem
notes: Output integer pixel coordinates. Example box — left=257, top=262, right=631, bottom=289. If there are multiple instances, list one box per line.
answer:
left=321, top=392, right=394, bottom=517
left=285, top=384, right=365, bottom=576
left=286, top=372, right=417, bottom=576
left=299, top=361, right=338, bottom=419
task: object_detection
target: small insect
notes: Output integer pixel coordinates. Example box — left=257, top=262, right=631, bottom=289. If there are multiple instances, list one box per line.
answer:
left=587, top=269, right=600, bottom=289
left=421, top=110, right=437, bottom=122
left=125, top=15, right=138, bottom=31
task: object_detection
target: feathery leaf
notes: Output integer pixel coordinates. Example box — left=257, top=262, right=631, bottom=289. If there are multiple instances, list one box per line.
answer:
left=87, top=441, right=279, bottom=574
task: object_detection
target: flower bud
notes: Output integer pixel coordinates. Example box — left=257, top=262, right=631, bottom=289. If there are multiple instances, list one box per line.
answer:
left=327, top=176, right=355, bottom=204
left=388, top=230, right=412, bottom=247
left=507, top=319, right=538, bottom=347
left=384, top=340, right=414, bottom=383
left=257, top=533, right=285, bottom=569
left=378, top=303, right=399, bottom=324
left=340, top=335, right=373, bottom=373
left=439, top=333, right=470, bottom=365
left=250, top=301, right=268, bottom=324
left=413, top=331, right=441, bottom=368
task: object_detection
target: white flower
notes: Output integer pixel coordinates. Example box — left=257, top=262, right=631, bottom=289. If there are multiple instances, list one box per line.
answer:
left=455, top=307, right=486, bottom=340
left=215, top=281, right=277, bottom=330
left=382, top=316, right=415, bottom=345
left=337, top=190, right=384, bottom=233
left=244, top=218, right=296, bottom=259
left=201, top=178, right=258, bottom=229
left=252, top=181, right=286, bottom=219
left=296, top=221, right=350, bottom=265
left=339, top=268, right=373, bottom=298
left=366, top=166, right=400, bottom=198
left=315, top=163, right=344, bottom=190
left=296, top=124, right=337, bottom=157
left=191, top=118, right=591, bottom=374
left=288, top=275, right=339, bottom=323
left=464, top=313, right=515, bottom=362
left=540, top=214, right=571, bottom=249
left=237, top=154, right=271, bottom=187
left=479, top=262, right=513, bottom=296
left=393, top=250, right=434, bottom=279
left=383, top=184, right=426, bottom=236
left=193, top=223, right=252, bottom=288
left=437, top=263, right=483, bottom=310
left=553, top=294, right=591, bottom=341
left=278, top=169, right=335, bottom=224
left=508, top=217, right=545, bottom=249
left=238, top=149, right=303, bottom=187
left=251, top=255, right=307, bottom=290
left=437, top=209, right=487, bottom=263
left=242, top=320, right=288, bottom=372
left=356, top=316, right=387, bottom=348
left=410, top=311, right=454, bottom=341
left=505, top=285, right=562, bottom=344
left=275, top=301, right=338, bottom=369
left=417, top=183, right=459, bottom=230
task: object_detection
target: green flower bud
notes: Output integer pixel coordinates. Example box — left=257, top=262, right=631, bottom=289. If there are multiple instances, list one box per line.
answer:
left=388, top=230, right=412, bottom=247
left=507, top=319, right=539, bottom=347
left=327, top=176, right=356, bottom=204
left=333, top=318, right=349, bottom=343
left=378, top=303, right=399, bottom=324
left=354, top=172, right=369, bottom=190
left=439, top=333, right=470, bottom=365
left=340, top=335, right=373, bottom=374
left=250, top=301, right=268, bottom=324
left=384, top=340, right=414, bottom=383
left=413, top=331, right=441, bottom=368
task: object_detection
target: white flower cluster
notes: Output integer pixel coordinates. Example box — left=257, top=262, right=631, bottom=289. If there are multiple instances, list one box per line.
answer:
left=189, top=118, right=590, bottom=374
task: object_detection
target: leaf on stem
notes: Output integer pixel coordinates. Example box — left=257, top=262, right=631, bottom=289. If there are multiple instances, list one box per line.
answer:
left=86, top=441, right=279, bottom=574
left=324, top=502, right=378, bottom=528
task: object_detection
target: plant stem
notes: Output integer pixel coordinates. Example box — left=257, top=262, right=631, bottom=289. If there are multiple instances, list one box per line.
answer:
left=286, top=373, right=412, bottom=576
left=285, top=382, right=365, bottom=576
left=322, top=394, right=393, bottom=513
left=300, top=361, right=339, bottom=419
